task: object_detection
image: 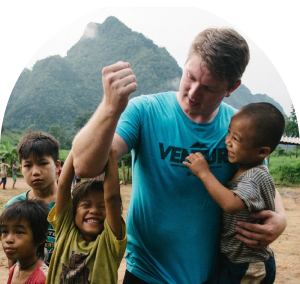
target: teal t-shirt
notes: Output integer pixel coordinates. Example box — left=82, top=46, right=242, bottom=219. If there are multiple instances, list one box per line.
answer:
left=116, top=92, right=237, bottom=284
left=4, top=191, right=55, bottom=266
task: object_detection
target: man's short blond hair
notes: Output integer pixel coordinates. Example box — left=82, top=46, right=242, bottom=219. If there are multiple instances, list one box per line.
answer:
left=188, top=27, right=250, bottom=89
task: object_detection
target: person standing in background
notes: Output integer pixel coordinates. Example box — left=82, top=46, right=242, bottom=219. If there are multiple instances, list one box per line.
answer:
left=12, top=160, right=20, bottom=189
left=0, top=158, right=10, bottom=190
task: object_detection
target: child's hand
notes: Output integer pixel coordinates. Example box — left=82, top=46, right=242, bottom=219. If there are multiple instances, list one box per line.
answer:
left=183, top=152, right=211, bottom=180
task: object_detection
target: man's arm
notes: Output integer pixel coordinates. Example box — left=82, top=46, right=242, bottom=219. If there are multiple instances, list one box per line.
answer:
left=235, top=189, right=286, bottom=248
left=72, top=62, right=137, bottom=178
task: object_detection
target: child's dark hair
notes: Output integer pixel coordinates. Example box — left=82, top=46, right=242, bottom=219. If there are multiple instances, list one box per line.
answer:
left=0, top=199, right=49, bottom=258
left=1, top=158, right=5, bottom=162
left=238, top=102, right=285, bottom=153
left=17, top=131, right=59, bottom=163
left=72, top=179, right=123, bottom=217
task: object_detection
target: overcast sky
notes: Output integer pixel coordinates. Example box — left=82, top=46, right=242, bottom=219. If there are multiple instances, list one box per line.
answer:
left=25, top=0, right=293, bottom=116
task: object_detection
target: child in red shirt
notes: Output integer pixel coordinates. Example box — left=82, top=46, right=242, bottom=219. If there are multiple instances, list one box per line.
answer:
left=1, top=199, right=49, bottom=284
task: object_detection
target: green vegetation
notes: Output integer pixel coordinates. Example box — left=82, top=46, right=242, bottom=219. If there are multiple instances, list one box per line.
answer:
left=0, top=129, right=23, bottom=147
left=0, top=141, right=19, bottom=176
left=118, top=153, right=132, bottom=184
left=284, top=105, right=299, bottom=137
left=59, top=150, right=70, bottom=161
left=74, top=111, right=93, bottom=131
left=118, top=166, right=132, bottom=184
left=270, top=105, right=300, bottom=187
left=269, top=146, right=300, bottom=187
left=49, top=125, right=72, bottom=150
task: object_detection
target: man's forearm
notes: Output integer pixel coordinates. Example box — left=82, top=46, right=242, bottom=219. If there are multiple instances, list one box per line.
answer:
left=274, top=189, right=287, bottom=227
left=72, top=101, right=120, bottom=177
left=72, top=61, right=137, bottom=177
left=235, top=188, right=287, bottom=248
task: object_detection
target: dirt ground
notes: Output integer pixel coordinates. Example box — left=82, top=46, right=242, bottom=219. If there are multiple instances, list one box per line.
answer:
left=0, top=178, right=299, bottom=284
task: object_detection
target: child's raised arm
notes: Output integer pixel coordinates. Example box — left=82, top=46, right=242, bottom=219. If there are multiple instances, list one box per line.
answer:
left=103, top=146, right=123, bottom=240
left=183, top=152, right=246, bottom=215
left=55, top=150, right=75, bottom=217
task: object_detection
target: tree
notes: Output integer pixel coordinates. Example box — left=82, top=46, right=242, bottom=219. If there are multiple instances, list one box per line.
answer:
left=285, top=105, right=299, bottom=137
left=49, top=125, right=72, bottom=150
left=49, top=125, right=61, bottom=139
left=0, top=141, right=18, bottom=176
left=118, top=153, right=132, bottom=184
left=74, top=111, right=94, bottom=130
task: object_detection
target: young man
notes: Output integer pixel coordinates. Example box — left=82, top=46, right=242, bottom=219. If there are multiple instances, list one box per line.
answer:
left=184, top=103, right=285, bottom=283
left=4, top=132, right=60, bottom=268
left=72, top=28, right=286, bottom=283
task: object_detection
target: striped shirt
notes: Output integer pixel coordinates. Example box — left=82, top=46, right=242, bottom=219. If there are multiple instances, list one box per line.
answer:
left=221, top=165, right=275, bottom=263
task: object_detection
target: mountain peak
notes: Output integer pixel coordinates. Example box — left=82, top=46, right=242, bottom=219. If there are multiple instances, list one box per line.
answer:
left=80, top=16, right=131, bottom=41
left=81, top=22, right=99, bottom=39
left=103, top=16, right=124, bottom=25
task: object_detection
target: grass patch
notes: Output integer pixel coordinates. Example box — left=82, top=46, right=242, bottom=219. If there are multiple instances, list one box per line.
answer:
left=269, top=155, right=300, bottom=187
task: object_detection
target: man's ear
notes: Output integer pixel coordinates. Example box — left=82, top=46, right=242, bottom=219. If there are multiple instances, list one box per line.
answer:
left=258, top=147, right=271, bottom=158
left=225, top=80, right=241, bottom=98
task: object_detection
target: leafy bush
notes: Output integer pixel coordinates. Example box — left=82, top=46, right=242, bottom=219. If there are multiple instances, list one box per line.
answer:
left=59, top=150, right=70, bottom=161
left=272, top=147, right=286, bottom=157
left=276, top=163, right=300, bottom=184
left=0, top=141, right=18, bottom=177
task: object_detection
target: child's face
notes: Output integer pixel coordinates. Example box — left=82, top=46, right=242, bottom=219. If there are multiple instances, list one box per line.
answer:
left=20, top=154, right=59, bottom=191
left=1, top=219, right=39, bottom=262
left=75, top=190, right=106, bottom=243
left=225, top=115, right=262, bottom=168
